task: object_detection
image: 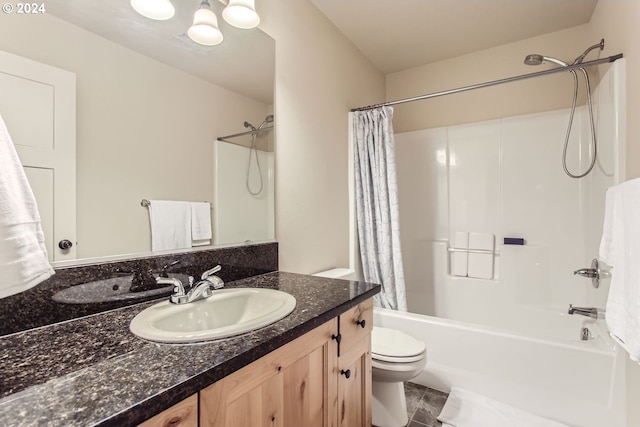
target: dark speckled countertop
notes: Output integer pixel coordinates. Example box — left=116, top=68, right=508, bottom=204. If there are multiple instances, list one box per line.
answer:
left=0, top=272, right=380, bottom=427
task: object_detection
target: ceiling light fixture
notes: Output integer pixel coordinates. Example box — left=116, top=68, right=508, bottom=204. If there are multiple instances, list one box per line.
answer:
left=188, top=0, right=224, bottom=46
left=222, top=0, right=260, bottom=29
left=130, top=0, right=175, bottom=20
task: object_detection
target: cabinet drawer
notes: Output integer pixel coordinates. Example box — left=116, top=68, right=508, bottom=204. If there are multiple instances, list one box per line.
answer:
left=340, top=299, right=373, bottom=354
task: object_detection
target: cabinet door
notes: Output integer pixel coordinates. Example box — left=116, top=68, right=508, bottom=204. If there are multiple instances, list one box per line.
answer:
left=138, top=394, right=198, bottom=427
left=339, top=299, right=373, bottom=355
left=336, top=333, right=371, bottom=427
left=200, top=319, right=336, bottom=427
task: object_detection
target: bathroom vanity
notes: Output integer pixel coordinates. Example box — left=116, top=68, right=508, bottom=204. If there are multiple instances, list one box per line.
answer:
left=0, top=271, right=378, bottom=427
left=144, top=298, right=373, bottom=427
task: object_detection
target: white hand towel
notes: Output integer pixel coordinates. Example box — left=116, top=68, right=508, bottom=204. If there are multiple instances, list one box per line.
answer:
left=190, top=202, right=212, bottom=247
left=451, top=232, right=469, bottom=277
left=438, top=387, right=570, bottom=427
left=468, top=232, right=495, bottom=279
left=149, top=200, right=191, bottom=252
left=599, top=178, right=640, bottom=361
left=0, top=114, right=54, bottom=298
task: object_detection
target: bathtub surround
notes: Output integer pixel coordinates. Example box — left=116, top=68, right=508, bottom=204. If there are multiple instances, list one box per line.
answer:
left=353, top=107, right=407, bottom=311
left=394, top=59, right=623, bottom=328
left=0, top=242, right=277, bottom=336
left=213, top=139, right=275, bottom=245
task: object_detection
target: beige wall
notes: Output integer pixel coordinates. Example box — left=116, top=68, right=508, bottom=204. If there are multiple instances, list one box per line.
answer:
left=386, top=24, right=594, bottom=133
left=0, top=13, right=269, bottom=258
left=589, top=3, right=640, bottom=426
left=259, top=0, right=385, bottom=273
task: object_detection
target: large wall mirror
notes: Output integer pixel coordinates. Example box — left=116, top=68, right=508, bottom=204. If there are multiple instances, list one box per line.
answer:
left=0, top=0, right=275, bottom=264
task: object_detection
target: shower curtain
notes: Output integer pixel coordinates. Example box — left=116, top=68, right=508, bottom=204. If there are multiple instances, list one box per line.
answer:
left=353, top=106, right=407, bottom=311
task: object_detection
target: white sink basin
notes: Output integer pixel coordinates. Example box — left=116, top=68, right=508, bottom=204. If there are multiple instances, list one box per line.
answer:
left=130, top=288, right=296, bottom=343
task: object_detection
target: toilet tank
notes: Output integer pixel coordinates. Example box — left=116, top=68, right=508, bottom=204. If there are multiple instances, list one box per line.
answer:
left=312, top=268, right=358, bottom=280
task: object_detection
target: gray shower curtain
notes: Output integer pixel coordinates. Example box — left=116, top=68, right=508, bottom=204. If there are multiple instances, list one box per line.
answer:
left=353, top=106, right=407, bottom=311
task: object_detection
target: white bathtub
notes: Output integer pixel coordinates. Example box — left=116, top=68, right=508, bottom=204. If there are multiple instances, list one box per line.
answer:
left=374, top=307, right=626, bottom=427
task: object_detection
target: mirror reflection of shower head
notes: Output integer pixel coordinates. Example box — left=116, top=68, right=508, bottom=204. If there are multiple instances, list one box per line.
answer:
left=258, top=114, right=274, bottom=130
left=523, top=54, right=568, bottom=67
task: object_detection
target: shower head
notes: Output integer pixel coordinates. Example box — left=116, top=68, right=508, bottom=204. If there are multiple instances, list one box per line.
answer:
left=523, top=54, right=568, bottom=67
left=258, top=114, right=274, bottom=129
left=572, top=39, right=605, bottom=65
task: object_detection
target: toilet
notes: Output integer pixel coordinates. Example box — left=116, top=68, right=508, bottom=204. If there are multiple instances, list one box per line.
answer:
left=312, top=268, right=427, bottom=427
left=371, top=326, right=426, bottom=427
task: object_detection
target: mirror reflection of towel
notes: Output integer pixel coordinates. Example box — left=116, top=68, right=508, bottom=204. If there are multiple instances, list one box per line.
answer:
left=190, top=202, right=212, bottom=247
left=148, top=200, right=191, bottom=252
left=0, top=114, right=54, bottom=298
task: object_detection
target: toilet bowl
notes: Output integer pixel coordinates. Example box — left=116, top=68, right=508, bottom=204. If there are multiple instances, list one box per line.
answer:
left=371, top=326, right=427, bottom=427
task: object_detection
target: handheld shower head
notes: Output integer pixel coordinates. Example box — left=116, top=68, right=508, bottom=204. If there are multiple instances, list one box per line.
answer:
left=523, top=54, right=568, bottom=67
left=258, top=114, right=274, bottom=130
left=524, top=54, right=544, bottom=66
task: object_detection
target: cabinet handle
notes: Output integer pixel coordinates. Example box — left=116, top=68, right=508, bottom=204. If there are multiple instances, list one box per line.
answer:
left=356, top=319, right=366, bottom=328
left=331, top=333, right=342, bottom=344
left=340, top=369, right=351, bottom=379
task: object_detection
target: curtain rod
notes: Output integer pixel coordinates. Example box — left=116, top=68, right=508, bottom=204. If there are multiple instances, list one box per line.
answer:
left=351, top=53, right=623, bottom=112
left=217, top=125, right=274, bottom=143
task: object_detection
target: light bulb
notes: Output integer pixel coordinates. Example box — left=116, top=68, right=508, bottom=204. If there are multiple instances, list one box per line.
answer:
left=130, top=0, right=175, bottom=20
left=188, top=4, right=223, bottom=46
left=222, top=0, right=260, bottom=29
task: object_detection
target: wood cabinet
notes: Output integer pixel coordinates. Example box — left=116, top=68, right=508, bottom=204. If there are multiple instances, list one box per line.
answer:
left=142, top=298, right=373, bottom=427
left=200, top=319, right=336, bottom=427
left=138, top=394, right=198, bottom=427
left=335, top=300, right=373, bottom=427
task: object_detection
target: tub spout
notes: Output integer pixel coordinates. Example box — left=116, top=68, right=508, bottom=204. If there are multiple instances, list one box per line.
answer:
left=568, top=304, right=600, bottom=320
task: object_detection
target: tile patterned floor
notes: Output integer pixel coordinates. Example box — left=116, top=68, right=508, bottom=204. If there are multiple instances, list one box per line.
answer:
left=404, top=382, right=449, bottom=427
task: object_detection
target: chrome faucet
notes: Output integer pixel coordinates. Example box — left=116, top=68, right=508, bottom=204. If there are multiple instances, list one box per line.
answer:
left=568, top=304, right=600, bottom=320
left=156, top=265, right=224, bottom=305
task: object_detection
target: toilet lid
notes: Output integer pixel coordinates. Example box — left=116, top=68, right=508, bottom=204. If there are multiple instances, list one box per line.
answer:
left=371, top=327, right=426, bottom=359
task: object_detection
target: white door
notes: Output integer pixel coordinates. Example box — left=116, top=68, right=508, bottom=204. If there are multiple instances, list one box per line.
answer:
left=0, top=50, right=76, bottom=261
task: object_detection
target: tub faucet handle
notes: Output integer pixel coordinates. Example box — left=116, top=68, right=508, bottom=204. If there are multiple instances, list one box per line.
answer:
left=573, top=268, right=597, bottom=278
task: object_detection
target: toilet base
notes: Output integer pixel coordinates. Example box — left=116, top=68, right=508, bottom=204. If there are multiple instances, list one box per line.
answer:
left=372, top=381, right=408, bottom=427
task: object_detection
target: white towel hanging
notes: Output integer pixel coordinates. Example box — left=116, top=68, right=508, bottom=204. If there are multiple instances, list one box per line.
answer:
left=190, top=202, right=212, bottom=246
left=599, top=178, right=640, bottom=361
left=0, top=113, right=54, bottom=298
left=148, top=200, right=191, bottom=252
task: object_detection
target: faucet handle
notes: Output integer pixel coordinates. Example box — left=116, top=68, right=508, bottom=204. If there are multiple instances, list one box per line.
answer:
left=159, top=260, right=181, bottom=278
left=201, top=265, right=222, bottom=280
left=156, top=276, right=186, bottom=296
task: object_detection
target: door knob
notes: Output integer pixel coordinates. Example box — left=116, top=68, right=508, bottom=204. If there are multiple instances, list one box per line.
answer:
left=340, top=369, right=351, bottom=379
left=356, top=319, right=366, bottom=328
left=58, top=239, right=73, bottom=250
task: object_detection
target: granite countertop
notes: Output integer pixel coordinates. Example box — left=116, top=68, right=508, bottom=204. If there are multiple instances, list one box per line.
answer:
left=0, top=272, right=380, bottom=427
